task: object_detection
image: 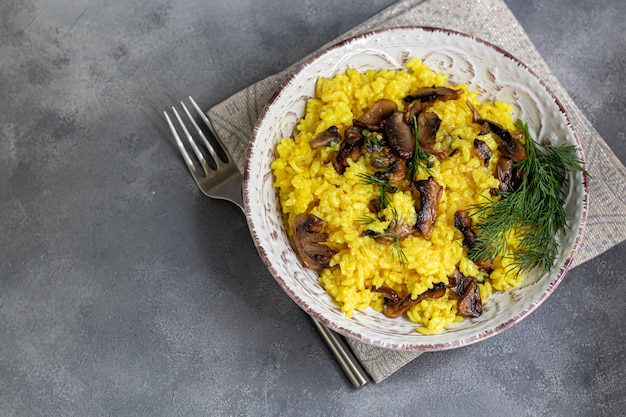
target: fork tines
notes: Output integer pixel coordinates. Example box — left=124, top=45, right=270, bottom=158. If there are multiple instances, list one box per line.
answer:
left=164, top=97, right=228, bottom=174
left=164, top=96, right=243, bottom=207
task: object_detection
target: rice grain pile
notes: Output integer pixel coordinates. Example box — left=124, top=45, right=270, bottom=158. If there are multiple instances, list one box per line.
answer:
left=271, top=58, right=523, bottom=334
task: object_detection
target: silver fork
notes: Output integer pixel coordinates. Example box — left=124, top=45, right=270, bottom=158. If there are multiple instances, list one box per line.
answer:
left=164, top=98, right=243, bottom=207
left=164, top=96, right=370, bottom=388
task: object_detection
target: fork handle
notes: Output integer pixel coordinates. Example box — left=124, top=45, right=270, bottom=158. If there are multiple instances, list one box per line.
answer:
left=310, top=317, right=370, bottom=388
left=229, top=187, right=370, bottom=387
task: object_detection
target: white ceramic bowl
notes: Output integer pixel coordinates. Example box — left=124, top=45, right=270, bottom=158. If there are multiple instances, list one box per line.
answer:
left=243, top=27, right=589, bottom=351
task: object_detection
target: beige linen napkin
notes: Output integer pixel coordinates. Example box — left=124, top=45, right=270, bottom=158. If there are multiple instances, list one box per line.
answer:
left=207, top=0, right=626, bottom=382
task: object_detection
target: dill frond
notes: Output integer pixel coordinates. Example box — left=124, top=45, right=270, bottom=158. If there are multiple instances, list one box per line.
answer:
left=469, top=120, right=587, bottom=274
left=356, top=172, right=397, bottom=209
left=356, top=215, right=378, bottom=225
left=408, top=114, right=434, bottom=180
left=360, top=204, right=408, bottom=267
left=391, top=239, right=409, bottom=266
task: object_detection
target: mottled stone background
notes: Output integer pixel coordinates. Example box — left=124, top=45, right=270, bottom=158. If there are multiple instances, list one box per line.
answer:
left=0, top=0, right=624, bottom=416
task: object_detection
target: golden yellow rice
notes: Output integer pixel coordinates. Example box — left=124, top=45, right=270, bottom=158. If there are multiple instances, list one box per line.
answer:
left=271, top=58, right=523, bottom=334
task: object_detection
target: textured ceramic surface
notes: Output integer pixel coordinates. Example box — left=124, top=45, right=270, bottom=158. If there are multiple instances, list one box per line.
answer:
left=244, top=27, right=589, bottom=351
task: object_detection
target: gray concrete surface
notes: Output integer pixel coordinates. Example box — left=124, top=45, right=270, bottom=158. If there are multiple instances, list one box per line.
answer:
left=1, top=0, right=625, bottom=416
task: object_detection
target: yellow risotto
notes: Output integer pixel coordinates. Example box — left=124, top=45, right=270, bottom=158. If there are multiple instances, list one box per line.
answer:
left=271, top=58, right=524, bottom=334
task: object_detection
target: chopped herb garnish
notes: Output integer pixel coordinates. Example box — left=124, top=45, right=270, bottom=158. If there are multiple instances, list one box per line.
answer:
left=359, top=205, right=408, bottom=267
left=469, top=120, right=588, bottom=274
left=408, top=114, right=433, bottom=179
left=357, top=172, right=397, bottom=209
left=390, top=237, right=409, bottom=266
left=362, top=129, right=383, bottom=147
left=356, top=215, right=378, bottom=225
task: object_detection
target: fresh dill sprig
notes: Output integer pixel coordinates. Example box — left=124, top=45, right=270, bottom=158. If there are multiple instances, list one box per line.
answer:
left=387, top=206, right=409, bottom=266
left=362, top=129, right=383, bottom=147
left=390, top=237, right=409, bottom=266
left=359, top=205, right=408, bottom=267
left=389, top=204, right=400, bottom=221
left=366, top=230, right=408, bottom=266
left=356, top=172, right=397, bottom=209
left=408, top=114, right=433, bottom=180
left=469, top=120, right=588, bottom=274
left=356, top=215, right=378, bottom=225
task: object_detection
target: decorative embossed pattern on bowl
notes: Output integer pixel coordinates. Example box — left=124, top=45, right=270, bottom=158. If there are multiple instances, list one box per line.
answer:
left=244, top=27, right=589, bottom=351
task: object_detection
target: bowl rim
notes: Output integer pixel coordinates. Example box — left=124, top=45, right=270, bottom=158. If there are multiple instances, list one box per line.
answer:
left=243, top=26, right=590, bottom=351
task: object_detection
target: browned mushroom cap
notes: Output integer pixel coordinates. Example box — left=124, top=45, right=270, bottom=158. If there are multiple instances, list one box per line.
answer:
left=403, top=100, right=423, bottom=124
left=454, top=210, right=477, bottom=248
left=447, top=269, right=483, bottom=317
left=453, top=211, right=493, bottom=268
left=372, top=234, right=397, bottom=245
left=364, top=131, right=386, bottom=153
left=374, top=159, right=409, bottom=185
left=496, top=156, right=517, bottom=193
left=466, top=101, right=490, bottom=134
left=309, top=126, right=341, bottom=149
left=292, top=213, right=336, bottom=270
left=497, top=157, right=514, bottom=192
left=332, top=126, right=363, bottom=174
left=353, top=119, right=383, bottom=133
left=496, top=156, right=525, bottom=193
left=487, top=121, right=527, bottom=161
left=367, top=199, right=383, bottom=216
left=369, top=148, right=398, bottom=169
left=388, top=219, right=416, bottom=239
left=357, top=99, right=398, bottom=127
left=373, top=283, right=447, bottom=318
left=457, top=277, right=482, bottom=317
left=416, top=111, right=441, bottom=152
left=372, top=218, right=416, bottom=245
left=385, top=111, right=415, bottom=159
left=412, top=177, right=443, bottom=239
left=467, top=100, right=526, bottom=161
left=370, top=286, right=402, bottom=303
left=431, top=149, right=448, bottom=161
left=474, top=257, right=493, bottom=270
left=473, top=138, right=493, bottom=167
left=404, top=86, right=463, bottom=103
left=333, top=141, right=361, bottom=174
left=447, top=268, right=471, bottom=297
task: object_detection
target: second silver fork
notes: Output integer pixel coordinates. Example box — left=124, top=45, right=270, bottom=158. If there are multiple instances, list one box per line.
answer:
left=164, top=97, right=371, bottom=388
